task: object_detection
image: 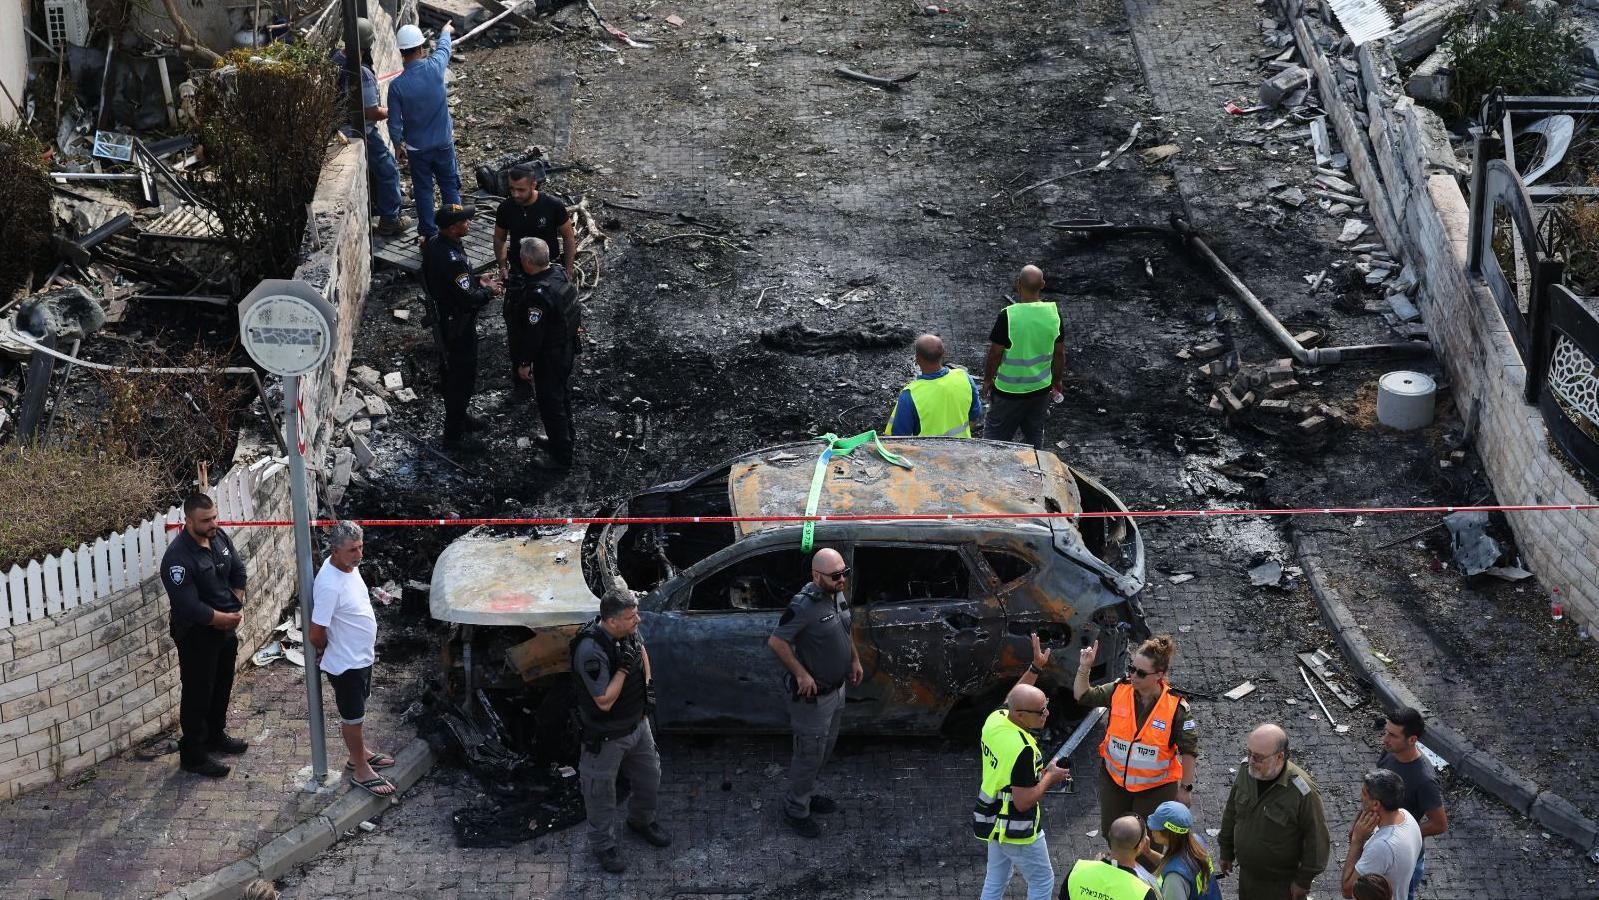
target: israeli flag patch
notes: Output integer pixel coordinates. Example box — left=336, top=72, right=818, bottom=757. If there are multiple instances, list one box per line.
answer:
left=168, top=565, right=187, bottom=585
left=1150, top=718, right=1168, bottom=731
left=1183, top=719, right=1196, bottom=731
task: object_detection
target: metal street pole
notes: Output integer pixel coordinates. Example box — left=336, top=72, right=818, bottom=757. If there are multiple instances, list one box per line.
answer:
left=285, top=374, right=329, bottom=786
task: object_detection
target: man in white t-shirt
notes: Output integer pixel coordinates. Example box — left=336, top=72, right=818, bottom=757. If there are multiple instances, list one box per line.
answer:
left=308, top=521, right=393, bottom=797
left=1341, top=769, right=1422, bottom=899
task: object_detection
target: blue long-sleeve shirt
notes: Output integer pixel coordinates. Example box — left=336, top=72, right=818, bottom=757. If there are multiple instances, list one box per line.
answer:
left=387, top=30, right=454, bottom=152
left=886, top=367, right=984, bottom=436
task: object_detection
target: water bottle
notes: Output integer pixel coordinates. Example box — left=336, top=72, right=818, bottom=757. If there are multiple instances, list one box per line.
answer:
left=1551, top=587, right=1564, bottom=622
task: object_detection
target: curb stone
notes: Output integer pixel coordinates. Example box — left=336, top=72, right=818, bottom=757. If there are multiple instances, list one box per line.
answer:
left=160, top=737, right=437, bottom=900
left=1294, top=531, right=1599, bottom=853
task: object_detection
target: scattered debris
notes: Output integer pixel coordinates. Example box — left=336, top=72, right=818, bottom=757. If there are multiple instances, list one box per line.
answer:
left=1444, top=511, right=1502, bottom=577
left=759, top=320, right=915, bottom=355
left=1224, top=681, right=1258, bottom=701
left=833, top=66, right=919, bottom=90
left=1248, top=558, right=1285, bottom=587
left=1260, top=66, right=1309, bottom=107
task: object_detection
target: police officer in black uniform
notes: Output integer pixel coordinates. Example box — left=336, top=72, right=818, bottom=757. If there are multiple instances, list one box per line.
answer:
left=506, top=236, right=581, bottom=467
left=159, top=493, right=250, bottom=777
left=420, top=204, right=498, bottom=450
left=568, top=592, right=669, bottom=873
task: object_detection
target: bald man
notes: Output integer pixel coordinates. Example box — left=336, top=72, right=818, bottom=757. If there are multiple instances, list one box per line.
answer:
left=1220, top=724, right=1330, bottom=900
left=884, top=334, right=983, bottom=437
left=973, top=635, right=1070, bottom=900
left=983, top=265, right=1065, bottom=449
left=767, top=548, right=862, bottom=838
left=1062, top=815, right=1160, bottom=900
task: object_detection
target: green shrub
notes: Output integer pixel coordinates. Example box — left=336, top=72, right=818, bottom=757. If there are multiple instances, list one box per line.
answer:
left=193, top=41, right=339, bottom=289
left=1444, top=9, right=1579, bottom=120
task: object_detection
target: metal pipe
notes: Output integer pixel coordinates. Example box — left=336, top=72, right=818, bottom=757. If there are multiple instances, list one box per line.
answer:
left=1174, top=218, right=1432, bottom=365
left=286, top=374, right=330, bottom=786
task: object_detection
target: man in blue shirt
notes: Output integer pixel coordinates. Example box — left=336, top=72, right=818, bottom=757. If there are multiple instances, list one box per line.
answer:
left=333, top=19, right=408, bottom=236
left=884, top=334, right=984, bottom=437
left=388, top=21, right=461, bottom=240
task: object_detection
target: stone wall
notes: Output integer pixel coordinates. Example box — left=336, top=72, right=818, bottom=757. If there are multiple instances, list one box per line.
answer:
left=0, top=461, right=294, bottom=802
left=293, top=135, right=373, bottom=468
left=1277, top=0, right=1599, bottom=627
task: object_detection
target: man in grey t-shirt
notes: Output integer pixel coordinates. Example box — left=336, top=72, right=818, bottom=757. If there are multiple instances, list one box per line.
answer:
left=766, top=547, right=862, bottom=838
left=1341, top=769, right=1422, bottom=900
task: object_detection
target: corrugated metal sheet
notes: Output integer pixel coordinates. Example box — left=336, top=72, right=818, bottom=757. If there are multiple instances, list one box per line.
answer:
left=143, top=204, right=223, bottom=239
left=1327, top=0, right=1395, bottom=46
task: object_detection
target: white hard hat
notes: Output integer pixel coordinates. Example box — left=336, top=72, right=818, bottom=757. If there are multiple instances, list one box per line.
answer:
left=396, top=24, right=426, bottom=50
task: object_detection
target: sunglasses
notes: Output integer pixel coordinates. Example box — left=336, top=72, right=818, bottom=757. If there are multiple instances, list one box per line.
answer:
left=1127, top=664, right=1159, bottom=679
left=1246, top=750, right=1283, bottom=764
left=1018, top=703, right=1050, bottom=716
left=817, top=567, right=851, bottom=580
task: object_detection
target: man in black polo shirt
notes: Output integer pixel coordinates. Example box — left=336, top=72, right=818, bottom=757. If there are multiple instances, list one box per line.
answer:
left=494, top=164, right=577, bottom=398
left=160, top=493, right=250, bottom=777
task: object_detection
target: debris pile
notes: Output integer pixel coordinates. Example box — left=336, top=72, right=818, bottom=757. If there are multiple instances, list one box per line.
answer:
left=325, top=366, right=419, bottom=507
left=1198, top=350, right=1350, bottom=445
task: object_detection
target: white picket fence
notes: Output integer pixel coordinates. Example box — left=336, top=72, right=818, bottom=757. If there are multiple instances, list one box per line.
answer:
left=0, top=465, right=258, bottom=629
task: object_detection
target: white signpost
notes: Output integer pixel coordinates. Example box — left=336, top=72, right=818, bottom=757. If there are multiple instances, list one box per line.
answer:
left=239, top=279, right=335, bottom=786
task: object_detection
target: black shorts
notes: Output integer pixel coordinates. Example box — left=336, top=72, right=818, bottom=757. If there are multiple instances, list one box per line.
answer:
left=327, top=666, right=373, bottom=724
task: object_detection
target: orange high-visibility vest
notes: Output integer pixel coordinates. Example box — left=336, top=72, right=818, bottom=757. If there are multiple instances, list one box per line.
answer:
left=1097, top=682, right=1183, bottom=791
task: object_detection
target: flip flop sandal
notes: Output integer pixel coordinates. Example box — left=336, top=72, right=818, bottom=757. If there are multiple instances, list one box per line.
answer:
left=349, top=774, right=396, bottom=798
left=343, top=752, right=397, bottom=771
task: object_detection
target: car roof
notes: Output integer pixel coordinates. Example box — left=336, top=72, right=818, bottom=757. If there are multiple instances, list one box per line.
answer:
left=726, top=438, right=1081, bottom=539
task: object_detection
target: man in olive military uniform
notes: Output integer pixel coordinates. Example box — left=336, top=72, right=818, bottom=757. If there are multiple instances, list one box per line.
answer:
left=420, top=204, right=498, bottom=450
left=159, top=493, right=250, bottom=777
left=569, top=592, right=669, bottom=874
left=1219, top=723, right=1331, bottom=900
left=766, top=547, right=863, bottom=838
left=505, top=237, right=581, bottom=467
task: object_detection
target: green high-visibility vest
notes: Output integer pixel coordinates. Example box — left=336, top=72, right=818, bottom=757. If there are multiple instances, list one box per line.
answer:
left=995, top=301, right=1060, bottom=394
left=973, top=709, right=1043, bottom=844
left=886, top=366, right=975, bottom=438
left=1064, top=859, right=1154, bottom=900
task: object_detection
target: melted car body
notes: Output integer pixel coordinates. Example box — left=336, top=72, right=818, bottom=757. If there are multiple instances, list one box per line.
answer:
left=431, top=438, right=1148, bottom=734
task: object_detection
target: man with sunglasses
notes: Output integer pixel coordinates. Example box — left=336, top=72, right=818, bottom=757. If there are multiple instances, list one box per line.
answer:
left=973, top=633, right=1072, bottom=900
left=1218, top=723, right=1330, bottom=900
left=767, top=548, right=863, bottom=838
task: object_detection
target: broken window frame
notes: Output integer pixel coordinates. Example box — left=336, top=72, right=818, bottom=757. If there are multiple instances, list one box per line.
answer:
left=850, top=541, right=978, bottom=609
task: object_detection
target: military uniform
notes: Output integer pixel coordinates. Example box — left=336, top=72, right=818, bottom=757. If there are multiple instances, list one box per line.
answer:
left=770, top=582, right=853, bottom=821
left=569, top=618, right=664, bottom=859
left=420, top=221, right=493, bottom=441
left=505, top=266, right=581, bottom=463
left=1218, top=760, right=1331, bottom=900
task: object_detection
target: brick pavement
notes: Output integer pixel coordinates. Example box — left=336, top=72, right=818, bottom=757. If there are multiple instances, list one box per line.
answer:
left=0, top=655, right=409, bottom=899
left=281, top=0, right=1597, bottom=898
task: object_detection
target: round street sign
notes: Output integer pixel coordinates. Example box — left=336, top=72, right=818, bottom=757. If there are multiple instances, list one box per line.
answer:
left=238, top=279, right=337, bottom=377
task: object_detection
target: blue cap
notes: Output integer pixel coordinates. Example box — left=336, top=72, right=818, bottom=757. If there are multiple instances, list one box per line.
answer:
left=1148, top=801, right=1193, bottom=835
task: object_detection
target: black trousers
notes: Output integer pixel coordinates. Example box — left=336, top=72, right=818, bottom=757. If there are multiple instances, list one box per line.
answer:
left=439, top=318, right=479, bottom=437
left=534, top=355, right=576, bottom=461
left=504, top=297, right=535, bottom=395
left=176, top=625, right=238, bottom=761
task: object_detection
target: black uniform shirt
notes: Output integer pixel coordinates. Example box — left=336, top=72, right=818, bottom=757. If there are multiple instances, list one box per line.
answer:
left=421, top=235, right=494, bottom=322
left=496, top=193, right=570, bottom=273
left=160, top=529, right=246, bottom=639
left=515, top=267, right=581, bottom=365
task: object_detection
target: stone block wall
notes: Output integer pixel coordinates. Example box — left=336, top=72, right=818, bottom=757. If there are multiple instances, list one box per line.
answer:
left=1276, top=0, right=1599, bottom=627
left=0, top=461, right=294, bottom=802
left=294, top=136, right=373, bottom=468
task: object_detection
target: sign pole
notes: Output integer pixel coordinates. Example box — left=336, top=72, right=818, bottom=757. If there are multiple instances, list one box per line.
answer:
left=237, top=279, right=337, bottom=791
left=285, top=373, right=328, bottom=786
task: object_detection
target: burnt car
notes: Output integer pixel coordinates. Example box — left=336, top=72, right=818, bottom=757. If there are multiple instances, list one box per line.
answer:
left=431, top=438, right=1147, bottom=739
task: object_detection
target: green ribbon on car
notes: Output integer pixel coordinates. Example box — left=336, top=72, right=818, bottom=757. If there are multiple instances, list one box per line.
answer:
left=800, top=431, right=913, bottom=553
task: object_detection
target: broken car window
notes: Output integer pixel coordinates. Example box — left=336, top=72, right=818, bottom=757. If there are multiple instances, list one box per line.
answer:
left=686, top=548, right=811, bottom=612
left=981, top=550, right=1034, bottom=587
left=853, top=545, right=972, bottom=606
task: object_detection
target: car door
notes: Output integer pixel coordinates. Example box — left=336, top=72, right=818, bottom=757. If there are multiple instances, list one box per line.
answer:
left=642, top=543, right=817, bottom=732
left=853, top=542, right=1003, bottom=728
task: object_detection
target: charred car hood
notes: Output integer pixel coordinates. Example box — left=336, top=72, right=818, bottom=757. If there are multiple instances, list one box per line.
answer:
left=430, top=529, right=599, bottom=626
